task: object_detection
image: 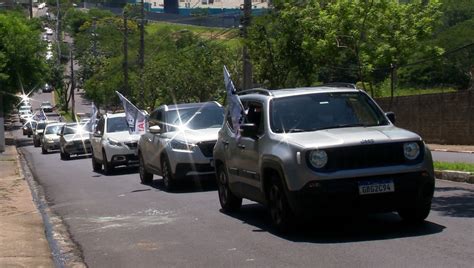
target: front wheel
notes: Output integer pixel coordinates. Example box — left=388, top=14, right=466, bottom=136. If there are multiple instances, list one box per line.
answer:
left=161, top=155, right=175, bottom=192
left=102, top=150, right=114, bottom=175
left=139, top=154, right=153, bottom=184
left=41, top=145, right=47, bottom=154
left=34, top=138, right=40, bottom=147
left=216, top=165, right=242, bottom=212
left=398, top=202, right=431, bottom=224
left=267, top=177, right=294, bottom=233
left=91, top=152, right=101, bottom=172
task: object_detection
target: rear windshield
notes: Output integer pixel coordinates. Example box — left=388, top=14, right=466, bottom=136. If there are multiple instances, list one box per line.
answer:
left=45, top=125, right=61, bottom=134
left=37, top=122, right=47, bottom=130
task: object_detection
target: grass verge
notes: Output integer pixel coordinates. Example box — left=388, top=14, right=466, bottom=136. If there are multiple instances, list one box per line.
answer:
left=434, top=161, right=474, bottom=174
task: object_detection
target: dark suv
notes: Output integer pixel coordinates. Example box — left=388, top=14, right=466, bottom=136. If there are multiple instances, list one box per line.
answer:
left=213, top=85, right=435, bottom=231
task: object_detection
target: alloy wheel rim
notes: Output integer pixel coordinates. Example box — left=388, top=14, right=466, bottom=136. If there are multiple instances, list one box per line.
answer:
left=269, top=186, right=283, bottom=224
left=218, top=171, right=228, bottom=204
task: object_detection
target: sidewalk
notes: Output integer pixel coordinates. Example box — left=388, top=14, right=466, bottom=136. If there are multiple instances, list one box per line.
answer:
left=428, top=144, right=474, bottom=154
left=0, top=133, right=53, bottom=267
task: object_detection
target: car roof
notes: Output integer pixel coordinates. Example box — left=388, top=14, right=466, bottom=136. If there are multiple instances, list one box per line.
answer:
left=161, top=101, right=222, bottom=112
left=45, top=122, right=65, bottom=127
left=239, top=86, right=362, bottom=100
left=105, top=112, right=126, bottom=118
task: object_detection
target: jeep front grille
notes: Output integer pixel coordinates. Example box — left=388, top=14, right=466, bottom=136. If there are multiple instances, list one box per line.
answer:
left=197, top=141, right=216, bottom=158
left=307, top=142, right=424, bottom=171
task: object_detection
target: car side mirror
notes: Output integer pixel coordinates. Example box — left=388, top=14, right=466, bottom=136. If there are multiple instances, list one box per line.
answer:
left=240, top=123, right=258, bottom=138
left=385, top=112, right=396, bottom=124
left=149, top=125, right=161, bottom=134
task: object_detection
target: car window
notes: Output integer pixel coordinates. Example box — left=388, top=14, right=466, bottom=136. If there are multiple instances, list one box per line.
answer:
left=37, top=122, right=47, bottom=130
left=106, top=117, right=129, bottom=133
left=243, top=101, right=264, bottom=135
left=166, top=106, right=224, bottom=131
left=270, top=92, right=389, bottom=133
left=63, top=126, right=78, bottom=135
left=45, top=125, right=61, bottom=134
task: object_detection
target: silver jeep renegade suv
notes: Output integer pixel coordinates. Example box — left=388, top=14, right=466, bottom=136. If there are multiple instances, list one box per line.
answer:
left=213, top=85, right=435, bottom=231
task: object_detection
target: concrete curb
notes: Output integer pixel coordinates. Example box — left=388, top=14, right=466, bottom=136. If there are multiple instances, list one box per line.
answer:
left=431, top=148, right=474, bottom=154
left=435, top=170, right=474, bottom=184
left=15, top=141, right=87, bottom=268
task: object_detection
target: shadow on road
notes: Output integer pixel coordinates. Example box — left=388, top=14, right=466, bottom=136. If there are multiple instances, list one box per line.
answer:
left=59, top=154, right=91, bottom=161
left=221, top=204, right=445, bottom=243
left=91, top=166, right=139, bottom=177
left=15, top=137, right=34, bottom=148
left=147, top=176, right=217, bottom=193
left=432, top=186, right=474, bottom=218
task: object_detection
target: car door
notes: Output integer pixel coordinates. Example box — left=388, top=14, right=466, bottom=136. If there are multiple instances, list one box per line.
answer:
left=143, top=109, right=164, bottom=172
left=233, top=101, right=264, bottom=189
left=91, top=118, right=105, bottom=161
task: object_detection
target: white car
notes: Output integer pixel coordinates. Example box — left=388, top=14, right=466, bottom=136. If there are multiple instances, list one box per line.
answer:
left=46, top=28, right=53, bottom=35
left=19, top=111, right=33, bottom=124
left=138, top=102, right=224, bottom=190
left=46, top=51, right=53, bottom=60
left=41, top=122, right=65, bottom=154
left=90, top=113, right=140, bottom=174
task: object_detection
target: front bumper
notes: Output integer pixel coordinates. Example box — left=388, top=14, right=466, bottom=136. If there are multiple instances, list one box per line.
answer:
left=104, top=144, right=138, bottom=166
left=43, top=140, right=60, bottom=150
left=285, top=172, right=435, bottom=217
left=64, top=141, right=92, bottom=155
left=168, top=148, right=214, bottom=179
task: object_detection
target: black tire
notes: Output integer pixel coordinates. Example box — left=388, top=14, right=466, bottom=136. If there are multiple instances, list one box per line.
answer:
left=60, top=150, right=70, bottom=160
left=161, top=155, right=175, bottom=192
left=91, top=153, right=102, bottom=172
left=216, top=165, right=242, bottom=212
left=139, top=154, right=153, bottom=184
left=267, top=176, right=294, bottom=233
left=34, top=138, right=40, bottom=147
left=102, top=150, right=113, bottom=175
left=41, top=146, right=47, bottom=154
left=398, top=202, right=431, bottom=224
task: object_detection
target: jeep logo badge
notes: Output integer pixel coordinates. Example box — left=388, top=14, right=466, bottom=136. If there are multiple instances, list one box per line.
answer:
left=361, top=139, right=375, bottom=144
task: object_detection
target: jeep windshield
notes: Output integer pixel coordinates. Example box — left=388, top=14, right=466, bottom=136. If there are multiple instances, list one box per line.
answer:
left=270, top=92, right=389, bottom=133
left=167, top=106, right=224, bottom=131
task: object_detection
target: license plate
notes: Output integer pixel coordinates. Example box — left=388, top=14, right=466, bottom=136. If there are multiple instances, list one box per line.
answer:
left=358, top=179, right=395, bottom=195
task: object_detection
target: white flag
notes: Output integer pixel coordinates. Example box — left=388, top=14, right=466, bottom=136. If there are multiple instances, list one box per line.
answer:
left=84, top=102, right=97, bottom=132
left=33, top=109, right=47, bottom=121
left=224, top=66, right=245, bottom=136
left=115, top=91, right=147, bottom=134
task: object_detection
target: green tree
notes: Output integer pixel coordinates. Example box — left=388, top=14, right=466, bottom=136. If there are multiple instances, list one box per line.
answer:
left=0, top=12, right=48, bottom=114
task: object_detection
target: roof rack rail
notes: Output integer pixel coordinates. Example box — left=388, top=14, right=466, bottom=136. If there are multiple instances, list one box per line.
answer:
left=237, top=88, right=273, bottom=96
left=319, top=83, right=357, bottom=89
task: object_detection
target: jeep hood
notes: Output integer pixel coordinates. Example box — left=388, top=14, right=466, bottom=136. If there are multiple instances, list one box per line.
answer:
left=107, top=131, right=140, bottom=142
left=281, top=126, right=421, bottom=149
left=64, top=132, right=90, bottom=142
left=166, top=128, right=220, bottom=144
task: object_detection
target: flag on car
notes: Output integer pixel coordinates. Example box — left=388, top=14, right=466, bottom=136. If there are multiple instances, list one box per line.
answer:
left=84, top=102, right=98, bottom=132
left=224, top=65, right=245, bottom=137
left=33, top=109, right=47, bottom=121
left=115, top=91, right=147, bottom=134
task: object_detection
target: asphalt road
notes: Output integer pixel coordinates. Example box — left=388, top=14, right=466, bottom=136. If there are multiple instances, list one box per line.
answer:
left=11, top=93, right=474, bottom=267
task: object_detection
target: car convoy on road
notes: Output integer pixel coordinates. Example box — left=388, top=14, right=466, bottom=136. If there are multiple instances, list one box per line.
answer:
left=17, top=84, right=435, bottom=232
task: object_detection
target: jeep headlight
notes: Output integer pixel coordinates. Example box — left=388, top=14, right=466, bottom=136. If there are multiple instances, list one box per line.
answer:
left=107, top=138, right=122, bottom=147
left=403, top=142, right=420, bottom=160
left=170, top=140, right=196, bottom=151
left=309, top=150, right=328, bottom=169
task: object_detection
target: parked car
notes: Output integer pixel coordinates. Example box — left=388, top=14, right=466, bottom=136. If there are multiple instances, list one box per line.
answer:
left=45, top=28, right=53, bottom=35
left=59, top=123, right=92, bottom=160
left=40, top=101, right=53, bottom=112
left=33, top=120, right=57, bottom=147
left=41, top=122, right=65, bottom=154
left=90, top=113, right=140, bottom=174
left=138, top=102, right=224, bottom=190
left=213, top=85, right=435, bottom=232
left=22, top=120, right=37, bottom=137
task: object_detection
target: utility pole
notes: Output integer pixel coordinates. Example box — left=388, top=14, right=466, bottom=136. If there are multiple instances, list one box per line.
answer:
left=29, top=0, right=33, bottom=19
left=123, top=11, right=129, bottom=96
left=139, top=0, right=145, bottom=69
left=242, top=0, right=253, bottom=90
left=70, top=46, right=75, bottom=120
left=138, top=0, right=146, bottom=107
left=92, top=17, right=98, bottom=58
